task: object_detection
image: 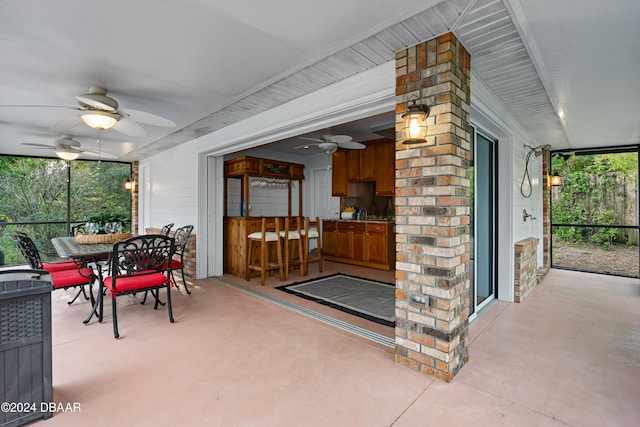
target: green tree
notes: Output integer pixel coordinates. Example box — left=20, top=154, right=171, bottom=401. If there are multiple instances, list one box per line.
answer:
left=0, top=156, right=131, bottom=265
left=552, top=152, right=637, bottom=248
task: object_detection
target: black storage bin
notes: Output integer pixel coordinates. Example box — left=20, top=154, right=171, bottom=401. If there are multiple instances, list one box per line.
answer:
left=0, top=270, right=53, bottom=427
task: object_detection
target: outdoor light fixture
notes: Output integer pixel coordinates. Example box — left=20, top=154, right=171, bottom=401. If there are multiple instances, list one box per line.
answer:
left=55, top=148, right=80, bottom=161
left=401, top=99, right=430, bottom=144
left=550, top=175, right=562, bottom=186
left=81, top=111, right=118, bottom=130
left=124, top=180, right=136, bottom=191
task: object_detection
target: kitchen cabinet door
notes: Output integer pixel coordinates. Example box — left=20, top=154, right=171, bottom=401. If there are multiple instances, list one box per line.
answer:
left=365, top=223, right=388, bottom=264
left=337, top=222, right=365, bottom=260
left=346, top=149, right=360, bottom=181
left=359, top=144, right=375, bottom=180
left=347, top=144, right=375, bottom=182
left=374, top=139, right=395, bottom=195
left=331, top=150, right=347, bottom=196
left=322, top=220, right=338, bottom=256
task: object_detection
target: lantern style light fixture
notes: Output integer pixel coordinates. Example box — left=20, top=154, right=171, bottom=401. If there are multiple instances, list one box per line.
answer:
left=401, top=99, right=430, bottom=144
left=55, top=148, right=80, bottom=161
left=81, top=110, right=118, bottom=130
left=550, top=175, right=562, bottom=186
left=124, top=180, right=136, bottom=191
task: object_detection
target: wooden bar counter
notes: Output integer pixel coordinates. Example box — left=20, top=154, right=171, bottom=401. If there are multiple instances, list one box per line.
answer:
left=224, top=156, right=305, bottom=279
left=225, top=216, right=304, bottom=279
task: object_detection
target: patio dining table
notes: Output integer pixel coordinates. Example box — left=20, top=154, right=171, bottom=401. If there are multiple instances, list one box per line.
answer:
left=51, top=236, right=115, bottom=324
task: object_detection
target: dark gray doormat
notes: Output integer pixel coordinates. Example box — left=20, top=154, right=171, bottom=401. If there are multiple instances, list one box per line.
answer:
left=276, top=273, right=395, bottom=327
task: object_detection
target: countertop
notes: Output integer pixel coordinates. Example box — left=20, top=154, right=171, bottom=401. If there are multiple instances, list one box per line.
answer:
left=323, top=218, right=395, bottom=224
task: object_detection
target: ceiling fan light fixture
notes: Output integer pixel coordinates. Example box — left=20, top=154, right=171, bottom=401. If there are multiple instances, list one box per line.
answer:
left=55, top=148, right=80, bottom=161
left=401, top=101, right=430, bottom=144
left=81, top=111, right=118, bottom=130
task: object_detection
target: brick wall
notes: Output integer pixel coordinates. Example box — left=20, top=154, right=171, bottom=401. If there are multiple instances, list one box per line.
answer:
left=131, top=161, right=139, bottom=234
left=145, top=226, right=196, bottom=280
left=394, top=33, right=472, bottom=382
left=514, top=237, right=539, bottom=302
left=542, top=148, right=551, bottom=270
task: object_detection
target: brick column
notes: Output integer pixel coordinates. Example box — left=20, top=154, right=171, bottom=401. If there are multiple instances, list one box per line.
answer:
left=394, top=33, right=471, bottom=382
left=542, top=148, right=551, bottom=270
left=130, top=161, right=139, bottom=233
left=514, top=237, right=540, bottom=302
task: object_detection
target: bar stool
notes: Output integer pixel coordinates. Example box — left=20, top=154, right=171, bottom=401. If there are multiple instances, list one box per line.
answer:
left=279, top=217, right=304, bottom=280
left=301, top=217, right=322, bottom=275
left=246, top=217, right=284, bottom=286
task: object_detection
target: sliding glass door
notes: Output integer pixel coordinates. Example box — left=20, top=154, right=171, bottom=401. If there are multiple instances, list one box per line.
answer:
left=470, top=127, right=498, bottom=317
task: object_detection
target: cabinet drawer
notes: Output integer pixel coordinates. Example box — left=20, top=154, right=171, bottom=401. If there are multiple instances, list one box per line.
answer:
left=338, top=222, right=365, bottom=232
left=366, top=223, right=387, bottom=233
left=323, top=221, right=337, bottom=232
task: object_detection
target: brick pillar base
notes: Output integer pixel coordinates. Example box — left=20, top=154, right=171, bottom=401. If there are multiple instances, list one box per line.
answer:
left=394, top=33, right=471, bottom=382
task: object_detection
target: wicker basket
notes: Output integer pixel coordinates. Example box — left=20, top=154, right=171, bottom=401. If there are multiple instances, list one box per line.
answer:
left=74, top=232, right=132, bottom=245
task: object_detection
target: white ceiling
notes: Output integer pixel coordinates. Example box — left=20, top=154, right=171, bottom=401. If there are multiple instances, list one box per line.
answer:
left=1, top=0, right=638, bottom=161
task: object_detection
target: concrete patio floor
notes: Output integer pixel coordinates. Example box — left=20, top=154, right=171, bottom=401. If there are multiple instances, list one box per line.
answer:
left=34, top=265, right=639, bottom=426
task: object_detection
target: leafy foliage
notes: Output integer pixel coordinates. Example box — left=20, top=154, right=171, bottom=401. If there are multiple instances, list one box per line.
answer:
left=0, top=156, right=131, bottom=265
left=552, top=152, right=637, bottom=249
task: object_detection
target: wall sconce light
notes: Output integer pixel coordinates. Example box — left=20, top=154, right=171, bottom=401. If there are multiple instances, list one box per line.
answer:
left=81, top=111, right=118, bottom=130
left=401, top=99, right=430, bottom=144
left=124, top=181, right=136, bottom=191
left=550, top=175, right=562, bottom=186
left=55, top=148, right=80, bottom=161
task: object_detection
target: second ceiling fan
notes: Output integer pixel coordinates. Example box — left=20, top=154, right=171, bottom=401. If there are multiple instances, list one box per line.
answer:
left=49, top=86, right=175, bottom=138
left=295, top=132, right=365, bottom=154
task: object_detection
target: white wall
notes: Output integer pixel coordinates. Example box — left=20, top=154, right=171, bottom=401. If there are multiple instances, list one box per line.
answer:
left=470, top=71, right=545, bottom=302
left=138, top=146, right=198, bottom=233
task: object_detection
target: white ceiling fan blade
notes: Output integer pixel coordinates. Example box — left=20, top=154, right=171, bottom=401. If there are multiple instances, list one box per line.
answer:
left=81, top=149, right=118, bottom=160
left=0, top=105, right=73, bottom=109
left=299, top=136, right=323, bottom=143
left=49, top=114, right=84, bottom=132
left=22, top=143, right=56, bottom=149
left=120, top=108, right=175, bottom=127
left=328, top=135, right=352, bottom=143
left=112, top=117, right=147, bottom=137
left=337, top=141, right=365, bottom=149
left=75, top=95, right=117, bottom=111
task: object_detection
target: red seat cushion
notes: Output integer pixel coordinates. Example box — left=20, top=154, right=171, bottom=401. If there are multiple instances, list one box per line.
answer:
left=162, top=259, right=184, bottom=270
left=43, top=260, right=78, bottom=273
left=50, top=268, right=95, bottom=289
left=104, top=271, right=169, bottom=294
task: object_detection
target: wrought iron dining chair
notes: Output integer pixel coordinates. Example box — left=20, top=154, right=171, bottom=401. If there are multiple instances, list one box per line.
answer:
left=10, top=231, right=96, bottom=305
left=160, top=223, right=174, bottom=236
left=167, top=225, right=194, bottom=294
left=102, top=234, right=176, bottom=338
left=70, top=223, right=86, bottom=236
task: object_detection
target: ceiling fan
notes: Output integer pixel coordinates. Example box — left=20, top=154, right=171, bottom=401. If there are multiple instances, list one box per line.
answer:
left=12, top=86, right=176, bottom=138
left=22, top=135, right=117, bottom=160
left=295, top=133, right=365, bottom=154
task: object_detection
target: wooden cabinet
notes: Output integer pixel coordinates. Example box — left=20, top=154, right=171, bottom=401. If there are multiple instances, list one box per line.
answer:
left=322, top=220, right=394, bottom=270
left=322, top=220, right=338, bottom=256
left=337, top=222, right=365, bottom=261
left=331, top=150, right=347, bottom=196
left=347, top=144, right=375, bottom=182
left=332, top=140, right=394, bottom=194
left=374, top=139, right=395, bottom=195
left=364, top=223, right=392, bottom=264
